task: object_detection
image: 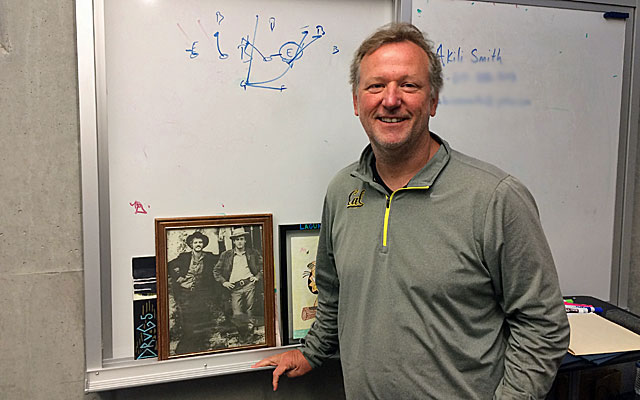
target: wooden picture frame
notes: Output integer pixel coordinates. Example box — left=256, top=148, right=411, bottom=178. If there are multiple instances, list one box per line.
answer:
left=155, top=214, right=275, bottom=360
left=279, top=223, right=321, bottom=345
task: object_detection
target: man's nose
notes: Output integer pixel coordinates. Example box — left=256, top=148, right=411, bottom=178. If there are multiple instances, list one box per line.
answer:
left=381, top=84, right=401, bottom=109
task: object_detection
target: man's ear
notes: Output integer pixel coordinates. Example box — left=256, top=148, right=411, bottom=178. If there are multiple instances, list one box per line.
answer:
left=353, top=92, right=359, bottom=116
left=430, top=94, right=439, bottom=117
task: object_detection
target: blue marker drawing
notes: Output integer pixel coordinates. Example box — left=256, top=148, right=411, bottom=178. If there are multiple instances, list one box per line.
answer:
left=238, top=16, right=326, bottom=91
left=332, top=45, right=340, bottom=54
left=216, top=11, right=224, bottom=25
left=213, top=31, right=229, bottom=59
left=269, top=17, right=276, bottom=31
left=186, top=41, right=199, bottom=59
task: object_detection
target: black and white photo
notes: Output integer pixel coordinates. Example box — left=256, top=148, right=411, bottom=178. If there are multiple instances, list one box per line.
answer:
left=155, top=214, right=275, bottom=360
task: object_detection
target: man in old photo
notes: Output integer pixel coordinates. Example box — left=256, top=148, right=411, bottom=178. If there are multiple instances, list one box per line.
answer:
left=214, top=227, right=264, bottom=342
left=168, top=231, right=220, bottom=354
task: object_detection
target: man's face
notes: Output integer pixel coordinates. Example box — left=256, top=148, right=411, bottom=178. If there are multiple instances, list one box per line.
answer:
left=353, top=41, right=437, bottom=154
left=233, top=236, right=246, bottom=250
left=191, top=238, right=204, bottom=252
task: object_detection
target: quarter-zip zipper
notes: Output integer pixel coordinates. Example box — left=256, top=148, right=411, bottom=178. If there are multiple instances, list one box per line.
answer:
left=382, top=186, right=430, bottom=248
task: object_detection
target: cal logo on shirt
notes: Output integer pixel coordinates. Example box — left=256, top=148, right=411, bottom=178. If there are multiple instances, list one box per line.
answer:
left=347, top=189, right=365, bottom=208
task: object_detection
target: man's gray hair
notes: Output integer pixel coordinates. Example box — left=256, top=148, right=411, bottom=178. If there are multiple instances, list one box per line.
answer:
left=349, top=22, right=443, bottom=100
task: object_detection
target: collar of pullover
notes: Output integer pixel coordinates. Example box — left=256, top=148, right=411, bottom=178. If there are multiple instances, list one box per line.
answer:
left=352, top=132, right=451, bottom=190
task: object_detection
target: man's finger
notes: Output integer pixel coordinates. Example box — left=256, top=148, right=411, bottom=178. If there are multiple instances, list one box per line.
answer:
left=272, top=363, right=288, bottom=391
left=251, top=356, right=278, bottom=368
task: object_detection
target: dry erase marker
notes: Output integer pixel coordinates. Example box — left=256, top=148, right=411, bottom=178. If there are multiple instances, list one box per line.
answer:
left=564, top=300, right=593, bottom=307
left=565, top=304, right=603, bottom=313
left=565, top=307, right=591, bottom=313
left=565, top=304, right=601, bottom=312
left=565, top=303, right=601, bottom=309
left=579, top=305, right=603, bottom=313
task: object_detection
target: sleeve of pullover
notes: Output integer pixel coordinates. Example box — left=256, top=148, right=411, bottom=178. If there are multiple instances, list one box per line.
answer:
left=485, top=176, right=570, bottom=399
left=299, top=196, right=341, bottom=368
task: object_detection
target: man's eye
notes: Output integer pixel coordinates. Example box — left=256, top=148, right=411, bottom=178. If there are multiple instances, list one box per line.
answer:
left=367, top=84, right=384, bottom=91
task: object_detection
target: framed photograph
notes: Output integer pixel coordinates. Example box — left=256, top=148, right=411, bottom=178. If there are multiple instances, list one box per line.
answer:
left=155, top=214, right=275, bottom=360
left=279, top=223, right=321, bottom=345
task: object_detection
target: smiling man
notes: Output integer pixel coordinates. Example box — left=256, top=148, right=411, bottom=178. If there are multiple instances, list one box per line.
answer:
left=254, top=23, right=569, bottom=399
left=168, top=231, right=220, bottom=354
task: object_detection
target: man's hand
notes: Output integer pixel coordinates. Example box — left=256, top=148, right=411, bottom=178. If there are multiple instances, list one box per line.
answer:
left=179, top=275, right=195, bottom=289
left=252, top=349, right=312, bottom=391
left=222, top=281, right=234, bottom=290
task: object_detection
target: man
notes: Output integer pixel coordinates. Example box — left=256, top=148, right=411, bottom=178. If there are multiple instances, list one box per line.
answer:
left=254, top=23, right=570, bottom=399
left=214, top=227, right=263, bottom=342
left=168, top=231, right=220, bottom=354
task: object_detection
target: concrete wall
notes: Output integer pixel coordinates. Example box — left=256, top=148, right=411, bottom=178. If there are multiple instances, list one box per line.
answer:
left=0, top=1, right=637, bottom=399
left=0, top=0, right=92, bottom=398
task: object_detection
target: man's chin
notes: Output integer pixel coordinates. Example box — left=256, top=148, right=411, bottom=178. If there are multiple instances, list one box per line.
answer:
left=372, top=139, right=407, bottom=152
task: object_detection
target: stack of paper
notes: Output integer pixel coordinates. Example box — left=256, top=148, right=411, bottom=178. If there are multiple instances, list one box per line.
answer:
left=568, top=313, right=640, bottom=356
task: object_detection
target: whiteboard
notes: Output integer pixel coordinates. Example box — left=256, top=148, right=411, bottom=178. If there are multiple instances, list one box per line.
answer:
left=104, top=0, right=393, bottom=360
left=412, top=0, right=626, bottom=299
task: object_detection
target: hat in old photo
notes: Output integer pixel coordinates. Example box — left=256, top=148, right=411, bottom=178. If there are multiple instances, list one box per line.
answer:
left=230, top=227, right=250, bottom=239
left=186, top=231, right=209, bottom=248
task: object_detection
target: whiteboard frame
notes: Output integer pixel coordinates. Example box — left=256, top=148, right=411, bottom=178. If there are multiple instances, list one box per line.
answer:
left=77, top=0, right=640, bottom=392
left=77, top=0, right=403, bottom=391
